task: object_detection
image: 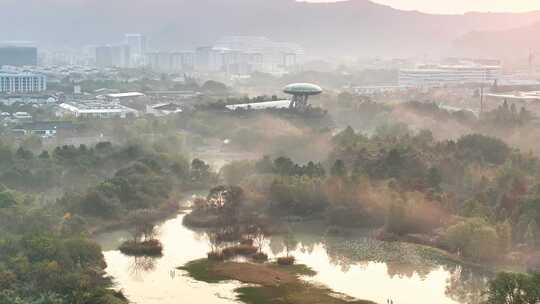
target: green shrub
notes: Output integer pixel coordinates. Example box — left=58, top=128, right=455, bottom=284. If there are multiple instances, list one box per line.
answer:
left=443, top=218, right=500, bottom=261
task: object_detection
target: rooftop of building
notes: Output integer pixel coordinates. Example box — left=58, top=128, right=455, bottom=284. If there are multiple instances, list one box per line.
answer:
left=283, top=83, right=323, bottom=95
left=0, top=70, right=45, bottom=77
left=226, top=99, right=290, bottom=110
left=486, top=91, right=540, bottom=100
left=401, top=64, right=502, bottom=73
left=146, top=90, right=200, bottom=95
left=496, top=79, right=540, bottom=86
left=104, top=92, right=145, bottom=98
left=60, top=101, right=138, bottom=113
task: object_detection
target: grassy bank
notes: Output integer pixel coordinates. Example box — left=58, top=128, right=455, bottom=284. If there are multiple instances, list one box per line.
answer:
left=179, top=259, right=376, bottom=304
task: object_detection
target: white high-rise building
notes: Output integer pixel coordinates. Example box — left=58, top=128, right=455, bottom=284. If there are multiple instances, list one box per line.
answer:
left=0, top=71, right=47, bottom=93
left=125, top=34, right=147, bottom=67
left=195, top=47, right=223, bottom=72
left=146, top=51, right=195, bottom=72
left=147, top=52, right=172, bottom=71
left=212, top=36, right=304, bottom=74
left=95, top=45, right=130, bottom=68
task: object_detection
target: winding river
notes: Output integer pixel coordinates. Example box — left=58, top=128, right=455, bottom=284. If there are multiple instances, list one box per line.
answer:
left=96, top=210, right=490, bottom=304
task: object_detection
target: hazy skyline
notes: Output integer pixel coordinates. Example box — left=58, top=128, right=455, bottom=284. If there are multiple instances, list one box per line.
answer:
left=304, top=0, right=540, bottom=14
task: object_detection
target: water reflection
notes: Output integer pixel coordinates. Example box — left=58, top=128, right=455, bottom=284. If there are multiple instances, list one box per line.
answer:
left=97, top=215, right=242, bottom=304
left=446, top=267, right=488, bottom=304
left=283, top=243, right=462, bottom=304
left=264, top=224, right=490, bottom=304
left=128, top=256, right=159, bottom=279
left=96, top=214, right=490, bottom=304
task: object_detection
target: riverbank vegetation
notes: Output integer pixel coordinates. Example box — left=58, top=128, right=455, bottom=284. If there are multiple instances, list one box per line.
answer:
left=186, top=125, right=540, bottom=270
left=325, top=126, right=540, bottom=266
left=485, top=272, right=540, bottom=304
left=0, top=190, right=127, bottom=303
left=0, top=140, right=218, bottom=303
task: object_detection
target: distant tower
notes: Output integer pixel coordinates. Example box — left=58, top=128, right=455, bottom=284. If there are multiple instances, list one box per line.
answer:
left=125, top=34, right=147, bottom=67
left=283, top=83, right=323, bottom=110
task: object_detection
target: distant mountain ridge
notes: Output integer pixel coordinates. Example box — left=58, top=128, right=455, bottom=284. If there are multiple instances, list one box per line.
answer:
left=2, top=0, right=540, bottom=57
left=454, top=21, right=540, bottom=59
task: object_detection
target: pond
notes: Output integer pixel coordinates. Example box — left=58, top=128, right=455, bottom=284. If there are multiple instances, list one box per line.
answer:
left=96, top=213, right=490, bottom=304
left=96, top=215, right=241, bottom=304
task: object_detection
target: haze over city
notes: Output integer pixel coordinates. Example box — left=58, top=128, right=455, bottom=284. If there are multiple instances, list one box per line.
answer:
left=305, top=0, right=540, bottom=14
left=2, top=1, right=540, bottom=304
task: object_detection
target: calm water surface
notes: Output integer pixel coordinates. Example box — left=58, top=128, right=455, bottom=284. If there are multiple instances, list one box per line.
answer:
left=96, top=215, right=241, bottom=304
left=96, top=213, right=489, bottom=304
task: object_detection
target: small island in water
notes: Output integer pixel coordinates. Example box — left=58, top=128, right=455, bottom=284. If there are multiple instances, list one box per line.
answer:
left=180, top=259, right=375, bottom=304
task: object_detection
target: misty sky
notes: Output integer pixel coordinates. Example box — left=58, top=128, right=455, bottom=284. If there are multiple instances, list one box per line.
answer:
left=304, top=0, right=540, bottom=14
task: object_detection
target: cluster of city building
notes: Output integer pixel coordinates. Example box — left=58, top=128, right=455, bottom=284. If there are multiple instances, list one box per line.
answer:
left=1, top=38, right=527, bottom=97
left=94, top=34, right=147, bottom=68
left=353, top=59, right=540, bottom=95
left=0, top=90, right=149, bottom=137
left=0, top=42, right=47, bottom=94
left=350, top=62, right=505, bottom=96
left=93, top=35, right=303, bottom=75
left=0, top=35, right=306, bottom=94
left=4, top=37, right=540, bottom=139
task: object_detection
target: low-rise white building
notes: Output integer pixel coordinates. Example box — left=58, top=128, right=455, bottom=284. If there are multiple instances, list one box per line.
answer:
left=399, top=65, right=502, bottom=87
left=0, top=95, right=56, bottom=105
left=99, top=92, right=145, bottom=101
left=225, top=100, right=291, bottom=110
left=59, top=101, right=139, bottom=119
left=146, top=103, right=183, bottom=116
left=12, top=112, right=33, bottom=121
left=485, top=91, right=540, bottom=102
